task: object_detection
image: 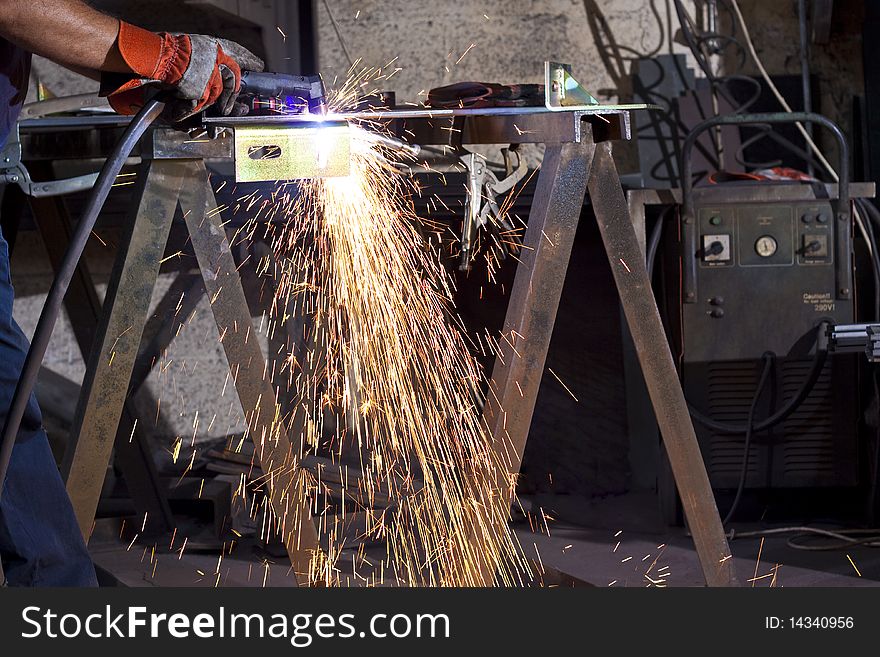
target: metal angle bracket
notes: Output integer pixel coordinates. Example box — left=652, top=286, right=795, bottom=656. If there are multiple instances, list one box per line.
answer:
left=545, top=62, right=600, bottom=111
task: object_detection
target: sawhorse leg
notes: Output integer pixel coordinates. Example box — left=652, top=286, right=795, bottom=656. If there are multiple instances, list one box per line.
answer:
left=587, top=141, right=736, bottom=587
left=482, top=128, right=737, bottom=586
left=61, top=160, right=182, bottom=537
left=28, top=187, right=174, bottom=535
left=62, top=159, right=321, bottom=584
left=176, top=161, right=320, bottom=582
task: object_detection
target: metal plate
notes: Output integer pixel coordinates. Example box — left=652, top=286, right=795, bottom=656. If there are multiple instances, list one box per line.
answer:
left=234, top=122, right=351, bottom=182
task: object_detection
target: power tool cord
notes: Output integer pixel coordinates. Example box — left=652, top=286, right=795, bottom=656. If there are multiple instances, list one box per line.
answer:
left=0, top=98, right=166, bottom=586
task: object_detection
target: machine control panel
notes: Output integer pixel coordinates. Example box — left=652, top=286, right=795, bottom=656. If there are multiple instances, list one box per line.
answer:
left=697, top=203, right=834, bottom=268
left=702, top=234, right=730, bottom=262
left=679, top=200, right=850, bottom=362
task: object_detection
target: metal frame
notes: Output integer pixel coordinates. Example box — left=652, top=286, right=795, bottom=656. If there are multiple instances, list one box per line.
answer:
left=472, top=120, right=735, bottom=586
left=52, top=155, right=320, bottom=583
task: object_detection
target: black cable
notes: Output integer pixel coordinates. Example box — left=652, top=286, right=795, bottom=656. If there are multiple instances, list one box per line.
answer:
left=0, top=98, right=165, bottom=586
left=646, top=206, right=669, bottom=280
left=723, top=353, right=774, bottom=525
left=689, top=331, right=826, bottom=435
left=855, top=199, right=880, bottom=321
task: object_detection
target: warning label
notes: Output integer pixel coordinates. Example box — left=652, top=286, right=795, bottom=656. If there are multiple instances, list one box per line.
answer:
left=803, top=292, right=835, bottom=313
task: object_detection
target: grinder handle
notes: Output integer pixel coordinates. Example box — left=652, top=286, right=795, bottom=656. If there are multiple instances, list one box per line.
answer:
left=240, top=71, right=323, bottom=98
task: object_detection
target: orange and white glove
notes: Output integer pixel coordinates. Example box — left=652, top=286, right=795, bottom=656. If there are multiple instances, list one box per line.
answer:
left=101, top=22, right=264, bottom=121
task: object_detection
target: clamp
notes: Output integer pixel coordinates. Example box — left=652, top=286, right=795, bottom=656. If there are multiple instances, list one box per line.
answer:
left=1, top=94, right=108, bottom=198
left=458, top=147, right=528, bottom=271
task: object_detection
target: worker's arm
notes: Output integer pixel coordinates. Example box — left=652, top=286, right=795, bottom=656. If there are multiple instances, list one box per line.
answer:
left=0, top=0, right=264, bottom=119
left=0, top=0, right=127, bottom=73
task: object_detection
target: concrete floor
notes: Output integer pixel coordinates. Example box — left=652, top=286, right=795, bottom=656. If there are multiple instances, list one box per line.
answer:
left=87, top=491, right=880, bottom=587
left=519, top=493, right=880, bottom=587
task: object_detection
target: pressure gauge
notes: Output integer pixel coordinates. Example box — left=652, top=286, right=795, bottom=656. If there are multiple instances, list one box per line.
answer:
left=755, top=235, right=777, bottom=258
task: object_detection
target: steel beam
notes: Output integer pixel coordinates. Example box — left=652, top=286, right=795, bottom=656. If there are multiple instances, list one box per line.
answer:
left=482, top=139, right=595, bottom=478
left=588, top=141, right=737, bottom=587
left=177, top=161, right=321, bottom=584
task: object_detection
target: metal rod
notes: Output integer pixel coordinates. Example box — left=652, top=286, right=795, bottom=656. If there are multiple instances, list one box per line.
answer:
left=798, top=0, right=815, bottom=177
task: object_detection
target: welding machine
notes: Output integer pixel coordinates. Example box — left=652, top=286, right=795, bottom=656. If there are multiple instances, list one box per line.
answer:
left=653, top=113, right=875, bottom=523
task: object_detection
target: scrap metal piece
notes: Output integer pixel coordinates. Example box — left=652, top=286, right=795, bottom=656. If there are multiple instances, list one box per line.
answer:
left=234, top=122, right=351, bottom=182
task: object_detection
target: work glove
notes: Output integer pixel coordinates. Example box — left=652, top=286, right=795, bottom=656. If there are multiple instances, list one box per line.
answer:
left=101, top=22, right=264, bottom=122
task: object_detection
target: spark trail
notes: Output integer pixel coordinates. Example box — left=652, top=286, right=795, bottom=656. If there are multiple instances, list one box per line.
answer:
left=258, top=126, right=530, bottom=586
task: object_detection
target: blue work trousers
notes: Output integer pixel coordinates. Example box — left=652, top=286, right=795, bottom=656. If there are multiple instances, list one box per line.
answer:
left=0, top=229, right=97, bottom=586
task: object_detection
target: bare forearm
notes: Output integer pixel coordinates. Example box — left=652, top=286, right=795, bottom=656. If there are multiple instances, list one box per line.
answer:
left=0, top=0, right=128, bottom=73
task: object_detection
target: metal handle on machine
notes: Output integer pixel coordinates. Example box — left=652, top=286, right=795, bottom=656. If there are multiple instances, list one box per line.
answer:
left=680, top=112, right=851, bottom=303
